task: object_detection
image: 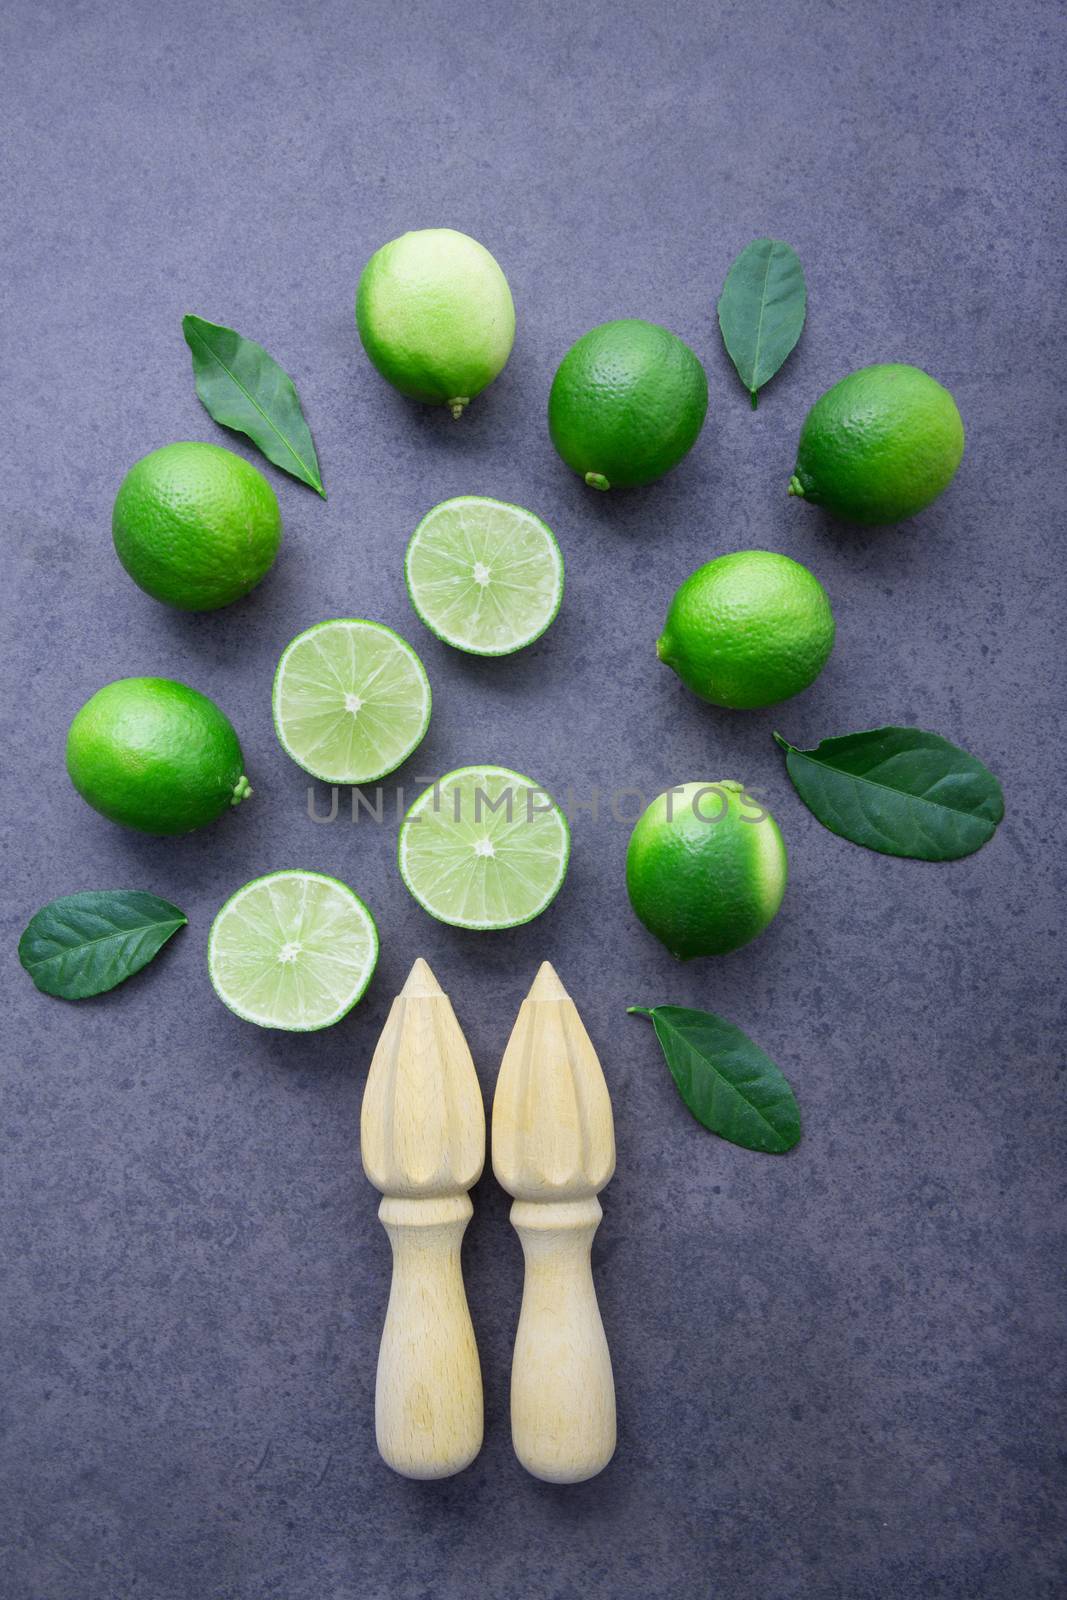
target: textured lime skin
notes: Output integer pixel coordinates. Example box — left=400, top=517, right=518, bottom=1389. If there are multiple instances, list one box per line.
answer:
left=356, top=229, right=515, bottom=414
left=548, top=319, right=708, bottom=489
left=789, top=363, right=965, bottom=525
left=658, top=550, right=835, bottom=709
left=66, top=677, right=249, bottom=835
left=113, top=442, right=282, bottom=610
left=626, top=781, right=788, bottom=958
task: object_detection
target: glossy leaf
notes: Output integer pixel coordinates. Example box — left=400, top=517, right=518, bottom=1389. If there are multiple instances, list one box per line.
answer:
left=628, top=1005, right=801, bottom=1153
left=19, top=891, right=187, bottom=1000
left=183, top=314, right=326, bottom=496
left=717, top=238, right=806, bottom=408
left=774, top=727, right=1004, bottom=860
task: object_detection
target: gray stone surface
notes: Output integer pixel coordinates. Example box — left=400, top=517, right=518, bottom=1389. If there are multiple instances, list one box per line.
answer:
left=2, top=2, right=1064, bottom=1596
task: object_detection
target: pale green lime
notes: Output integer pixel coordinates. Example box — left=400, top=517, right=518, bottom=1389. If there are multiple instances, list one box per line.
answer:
left=356, top=229, right=515, bottom=417
left=398, top=765, right=570, bottom=930
left=272, top=619, right=431, bottom=784
left=405, top=496, right=564, bottom=656
left=208, top=871, right=378, bottom=1030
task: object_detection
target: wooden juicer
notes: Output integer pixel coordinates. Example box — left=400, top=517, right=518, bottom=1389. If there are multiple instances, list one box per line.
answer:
left=492, top=961, right=617, bottom=1483
left=360, top=958, right=485, bottom=1479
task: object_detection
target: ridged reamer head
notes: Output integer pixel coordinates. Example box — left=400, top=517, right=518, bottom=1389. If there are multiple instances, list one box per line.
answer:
left=492, top=962, right=615, bottom=1201
left=361, top=959, right=485, bottom=1196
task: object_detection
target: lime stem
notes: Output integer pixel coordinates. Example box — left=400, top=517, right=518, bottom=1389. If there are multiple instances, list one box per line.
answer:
left=585, top=472, right=610, bottom=491
left=787, top=474, right=805, bottom=498
left=448, top=397, right=469, bottom=420
left=231, top=775, right=253, bottom=806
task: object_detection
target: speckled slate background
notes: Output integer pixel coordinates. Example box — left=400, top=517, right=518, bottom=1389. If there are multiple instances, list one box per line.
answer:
left=2, top=2, right=1065, bottom=1596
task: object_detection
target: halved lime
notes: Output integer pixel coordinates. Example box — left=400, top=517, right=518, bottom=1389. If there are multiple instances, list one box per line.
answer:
left=273, top=619, right=431, bottom=783
left=208, top=870, right=378, bottom=1030
left=404, top=497, right=564, bottom=656
left=398, top=765, right=570, bottom=930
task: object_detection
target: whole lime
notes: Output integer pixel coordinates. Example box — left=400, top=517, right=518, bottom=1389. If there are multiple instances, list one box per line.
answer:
left=66, top=677, right=251, bottom=835
left=658, top=550, right=835, bottom=709
left=356, top=228, right=515, bottom=417
left=789, top=363, right=964, bottom=525
left=113, top=441, right=282, bottom=611
left=548, top=319, right=708, bottom=490
left=626, top=781, right=787, bottom=958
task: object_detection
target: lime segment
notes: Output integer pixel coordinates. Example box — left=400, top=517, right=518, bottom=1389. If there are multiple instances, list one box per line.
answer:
left=398, top=765, right=570, bottom=930
left=273, top=619, right=431, bottom=784
left=405, top=497, right=564, bottom=656
left=208, top=870, right=378, bottom=1030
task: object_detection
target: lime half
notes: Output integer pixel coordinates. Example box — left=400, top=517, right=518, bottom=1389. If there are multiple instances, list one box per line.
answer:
left=273, top=619, right=431, bottom=784
left=405, top=496, right=564, bottom=656
left=398, top=765, right=570, bottom=930
left=208, top=870, right=378, bottom=1030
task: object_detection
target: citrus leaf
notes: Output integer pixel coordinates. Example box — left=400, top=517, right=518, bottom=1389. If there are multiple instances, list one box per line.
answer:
left=716, top=238, right=806, bottom=408
left=628, top=1005, right=801, bottom=1153
left=774, top=726, right=1004, bottom=860
left=182, top=314, right=326, bottom=496
left=19, top=891, right=187, bottom=1000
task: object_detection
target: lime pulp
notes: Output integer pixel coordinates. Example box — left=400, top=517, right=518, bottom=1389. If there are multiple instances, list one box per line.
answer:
left=208, top=870, right=378, bottom=1030
left=405, top=496, right=563, bottom=656
left=398, top=765, right=570, bottom=930
left=272, top=619, right=431, bottom=784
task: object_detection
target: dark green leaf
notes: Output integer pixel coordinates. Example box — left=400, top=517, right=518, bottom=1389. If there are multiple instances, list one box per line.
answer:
left=19, top=891, right=187, bottom=1000
left=774, top=726, right=1004, bottom=860
left=628, top=1005, right=801, bottom=1153
left=182, top=314, right=326, bottom=496
left=717, top=238, right=806, bottom=408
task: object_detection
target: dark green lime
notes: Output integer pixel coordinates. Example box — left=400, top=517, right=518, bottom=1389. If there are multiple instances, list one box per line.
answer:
left=548, top=319, right=708, bottom=490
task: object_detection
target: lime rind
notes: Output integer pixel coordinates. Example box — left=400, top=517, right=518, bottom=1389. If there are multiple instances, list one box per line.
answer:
left=208, top=870, right=379, bottom=1031
left=398, top=764, right=570, bottom=931
left=548, top=319, right=709, bottom=490
left=404, top=496, right=564, bottom=657
left=355, top=229, right=515, bottom=412
left=112, top=441, right=282, bottom=612
left=272, top=618, right=431, bottom=784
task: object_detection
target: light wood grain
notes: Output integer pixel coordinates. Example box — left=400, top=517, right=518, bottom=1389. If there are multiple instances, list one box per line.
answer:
left=493, top=961, right=617, bottom=1483
left=361, top=958, right=485, bottom=1479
